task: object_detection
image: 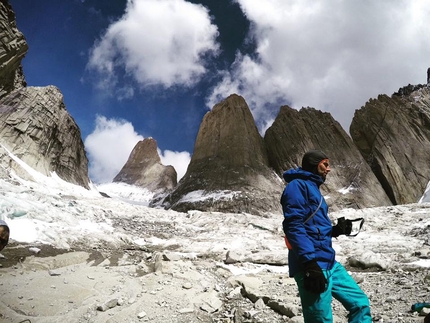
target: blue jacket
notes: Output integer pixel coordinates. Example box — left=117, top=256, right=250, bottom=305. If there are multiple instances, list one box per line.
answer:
left=281, top=167, right=336, bottom=277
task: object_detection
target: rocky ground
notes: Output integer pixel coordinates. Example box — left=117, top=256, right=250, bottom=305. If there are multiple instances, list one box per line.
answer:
left=0, top=240, right=429, bottom=323
left=1, top=176, right=430, bottom=323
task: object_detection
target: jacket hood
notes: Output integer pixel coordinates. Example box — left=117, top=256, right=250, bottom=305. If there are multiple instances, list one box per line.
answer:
left=283, top=167, right=324, bottom=186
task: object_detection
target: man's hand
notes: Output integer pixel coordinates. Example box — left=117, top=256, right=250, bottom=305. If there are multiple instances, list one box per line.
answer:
left=303, top=259, right=327, bottom=294
left=332, top=217, right=352, bottom=237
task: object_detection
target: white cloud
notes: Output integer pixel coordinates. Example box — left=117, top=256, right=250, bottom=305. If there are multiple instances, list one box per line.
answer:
left=84, top=115, right=144, bottom=183
left=210, top=0, right=430, bottom=133
left=87, top=0, right=219, bottom=92
left=159, top=149, right=191, bottom=181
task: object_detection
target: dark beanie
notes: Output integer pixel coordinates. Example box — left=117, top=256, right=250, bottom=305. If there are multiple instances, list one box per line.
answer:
left=301, top=150, right=328, bottom=174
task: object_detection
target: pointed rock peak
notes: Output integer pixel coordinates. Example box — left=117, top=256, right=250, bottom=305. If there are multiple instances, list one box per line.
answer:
left=113, top=138, right=177, bottom=192
left=193, top=93, right=268, bottom=167
left=212, top=93, right=248, bottom=111
left=130, top=138, right=161, bottom=166
left=163, top=94, right=283, bottom=215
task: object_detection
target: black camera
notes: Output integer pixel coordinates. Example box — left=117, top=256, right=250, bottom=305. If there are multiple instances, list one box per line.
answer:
left=332, top=217, right=364, bottom=237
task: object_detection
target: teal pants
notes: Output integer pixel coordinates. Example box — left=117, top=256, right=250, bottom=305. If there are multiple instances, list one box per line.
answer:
left=294, top=262, right=372, bottom=323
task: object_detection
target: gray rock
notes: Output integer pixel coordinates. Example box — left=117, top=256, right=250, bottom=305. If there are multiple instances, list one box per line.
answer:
left=254, top=298, right=266, bottom=309
left=267, top=299, right=299, bottom=318
left=0, top=1, right=28, bottom=99
left=182, top=282, right=193, bottom=290
left=153, top=252, right=163, bottom=273
left=163, top=94, right=284, bottom=216
left=0, top=86, right=90, bottom=189
left=178, top=307, right=194, bottom=314
left=225, top=250, right=242, bottom=264
left=29, top=247, right=41, bottom=254
left=137, top=311, right=147, bottom=318
left=200, top=292, right=223, bottom=313
left=162, top=252, right=181, bottom=261
left=287, top=316, right=304, bottom=323
left=226, top=286, right=242, bottom=300
left=113, top=137, right=177, bottom=192
left=350, top=86, right=430, bottom=205
left=96, top=298, right=118, bottom=312
left=48, top=269, right=61, bottom=276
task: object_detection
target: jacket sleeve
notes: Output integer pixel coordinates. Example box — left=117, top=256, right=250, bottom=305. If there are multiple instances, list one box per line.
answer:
left=281, top=180, right=315, bottom=264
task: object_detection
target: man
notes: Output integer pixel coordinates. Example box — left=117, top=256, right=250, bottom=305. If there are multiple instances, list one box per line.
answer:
left=281, top=150, right=371, bottom=323
left=0, top=219, right=10, bottom=251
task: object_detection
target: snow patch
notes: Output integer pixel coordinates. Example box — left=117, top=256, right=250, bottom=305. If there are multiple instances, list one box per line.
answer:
left=179, top=190, right=240, bottom=203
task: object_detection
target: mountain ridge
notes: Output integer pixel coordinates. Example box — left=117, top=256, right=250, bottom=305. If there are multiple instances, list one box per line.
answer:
left=1, top=0, right=430, bottom=215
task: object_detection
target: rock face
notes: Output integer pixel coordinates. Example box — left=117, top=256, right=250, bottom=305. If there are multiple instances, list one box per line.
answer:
left=350, top=86, right=430, bottom=205
left=0, top=0, right=28, bottom=99
left=113, top=138, right=177, bottom=191
left=0, top=2, right=90, bottom=189
left=163, top=94, right=284, bottom=215
left=264, top=106, right=392, bottom=210
left=0, top=86, right=90, bottom=189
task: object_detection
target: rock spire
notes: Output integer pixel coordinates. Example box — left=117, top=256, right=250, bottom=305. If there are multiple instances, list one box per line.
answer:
left=163, top=94, right=283, bottom=215
left=113, top=138, right=177, bottom=192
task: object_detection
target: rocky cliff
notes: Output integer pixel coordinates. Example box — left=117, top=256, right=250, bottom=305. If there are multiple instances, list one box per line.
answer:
left=264, top=106, right=392, bottom=210
left=162, top=94, right=284, bottom=215
left=3, top=0, right=430, bottom=213
left=0, top=2, right=90, bottom=189
left=350, top=86, right=430, bottom=205
left=113, top=137, right=177, bottom=191
left=0, top=86, right=90, bottom=188
left=0, top=0, right=27, bottom=99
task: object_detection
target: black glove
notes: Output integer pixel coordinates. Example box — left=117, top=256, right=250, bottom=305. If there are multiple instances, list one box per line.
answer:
left=303, top=259, right=327, bottom=294
left=332, top=217, right=352, bottom=237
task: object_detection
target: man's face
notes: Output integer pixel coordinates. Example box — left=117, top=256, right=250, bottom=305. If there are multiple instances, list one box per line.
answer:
left=317, top=159, right=330, bottom=179
left=0, top=226, right=9, bottom=251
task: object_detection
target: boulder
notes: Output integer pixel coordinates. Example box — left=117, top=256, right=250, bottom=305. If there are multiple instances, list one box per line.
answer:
left=264, top=105, right=392, bottom=210
left=113, top=137, right=177, bottom=191
left=350, top=87, right=430, bottom=204
left=163, top=94, right=283, bottom=215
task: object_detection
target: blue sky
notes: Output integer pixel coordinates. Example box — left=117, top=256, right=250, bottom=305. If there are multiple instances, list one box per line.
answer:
left=11, top=0, right=430, bottom=184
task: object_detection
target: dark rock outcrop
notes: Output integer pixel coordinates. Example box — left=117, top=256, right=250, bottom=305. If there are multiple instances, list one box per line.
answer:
left=393, top=84, right=426, bottom=97
left=0, top=0, right=28, bottom=99
left=0, top=86, right=90, bottom=188
left=350, top=87, right=430, bottom=205
left=427, top=67, right=430, bottom=85
left=163, top=94, right=284, bottom=215
left=113, top=138, right=177, bottom=191
left=264, top=106, right=392, bottom=210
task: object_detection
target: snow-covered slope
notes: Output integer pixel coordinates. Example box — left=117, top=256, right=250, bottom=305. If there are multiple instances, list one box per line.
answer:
left=1, top=150, right=430, bottom=322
